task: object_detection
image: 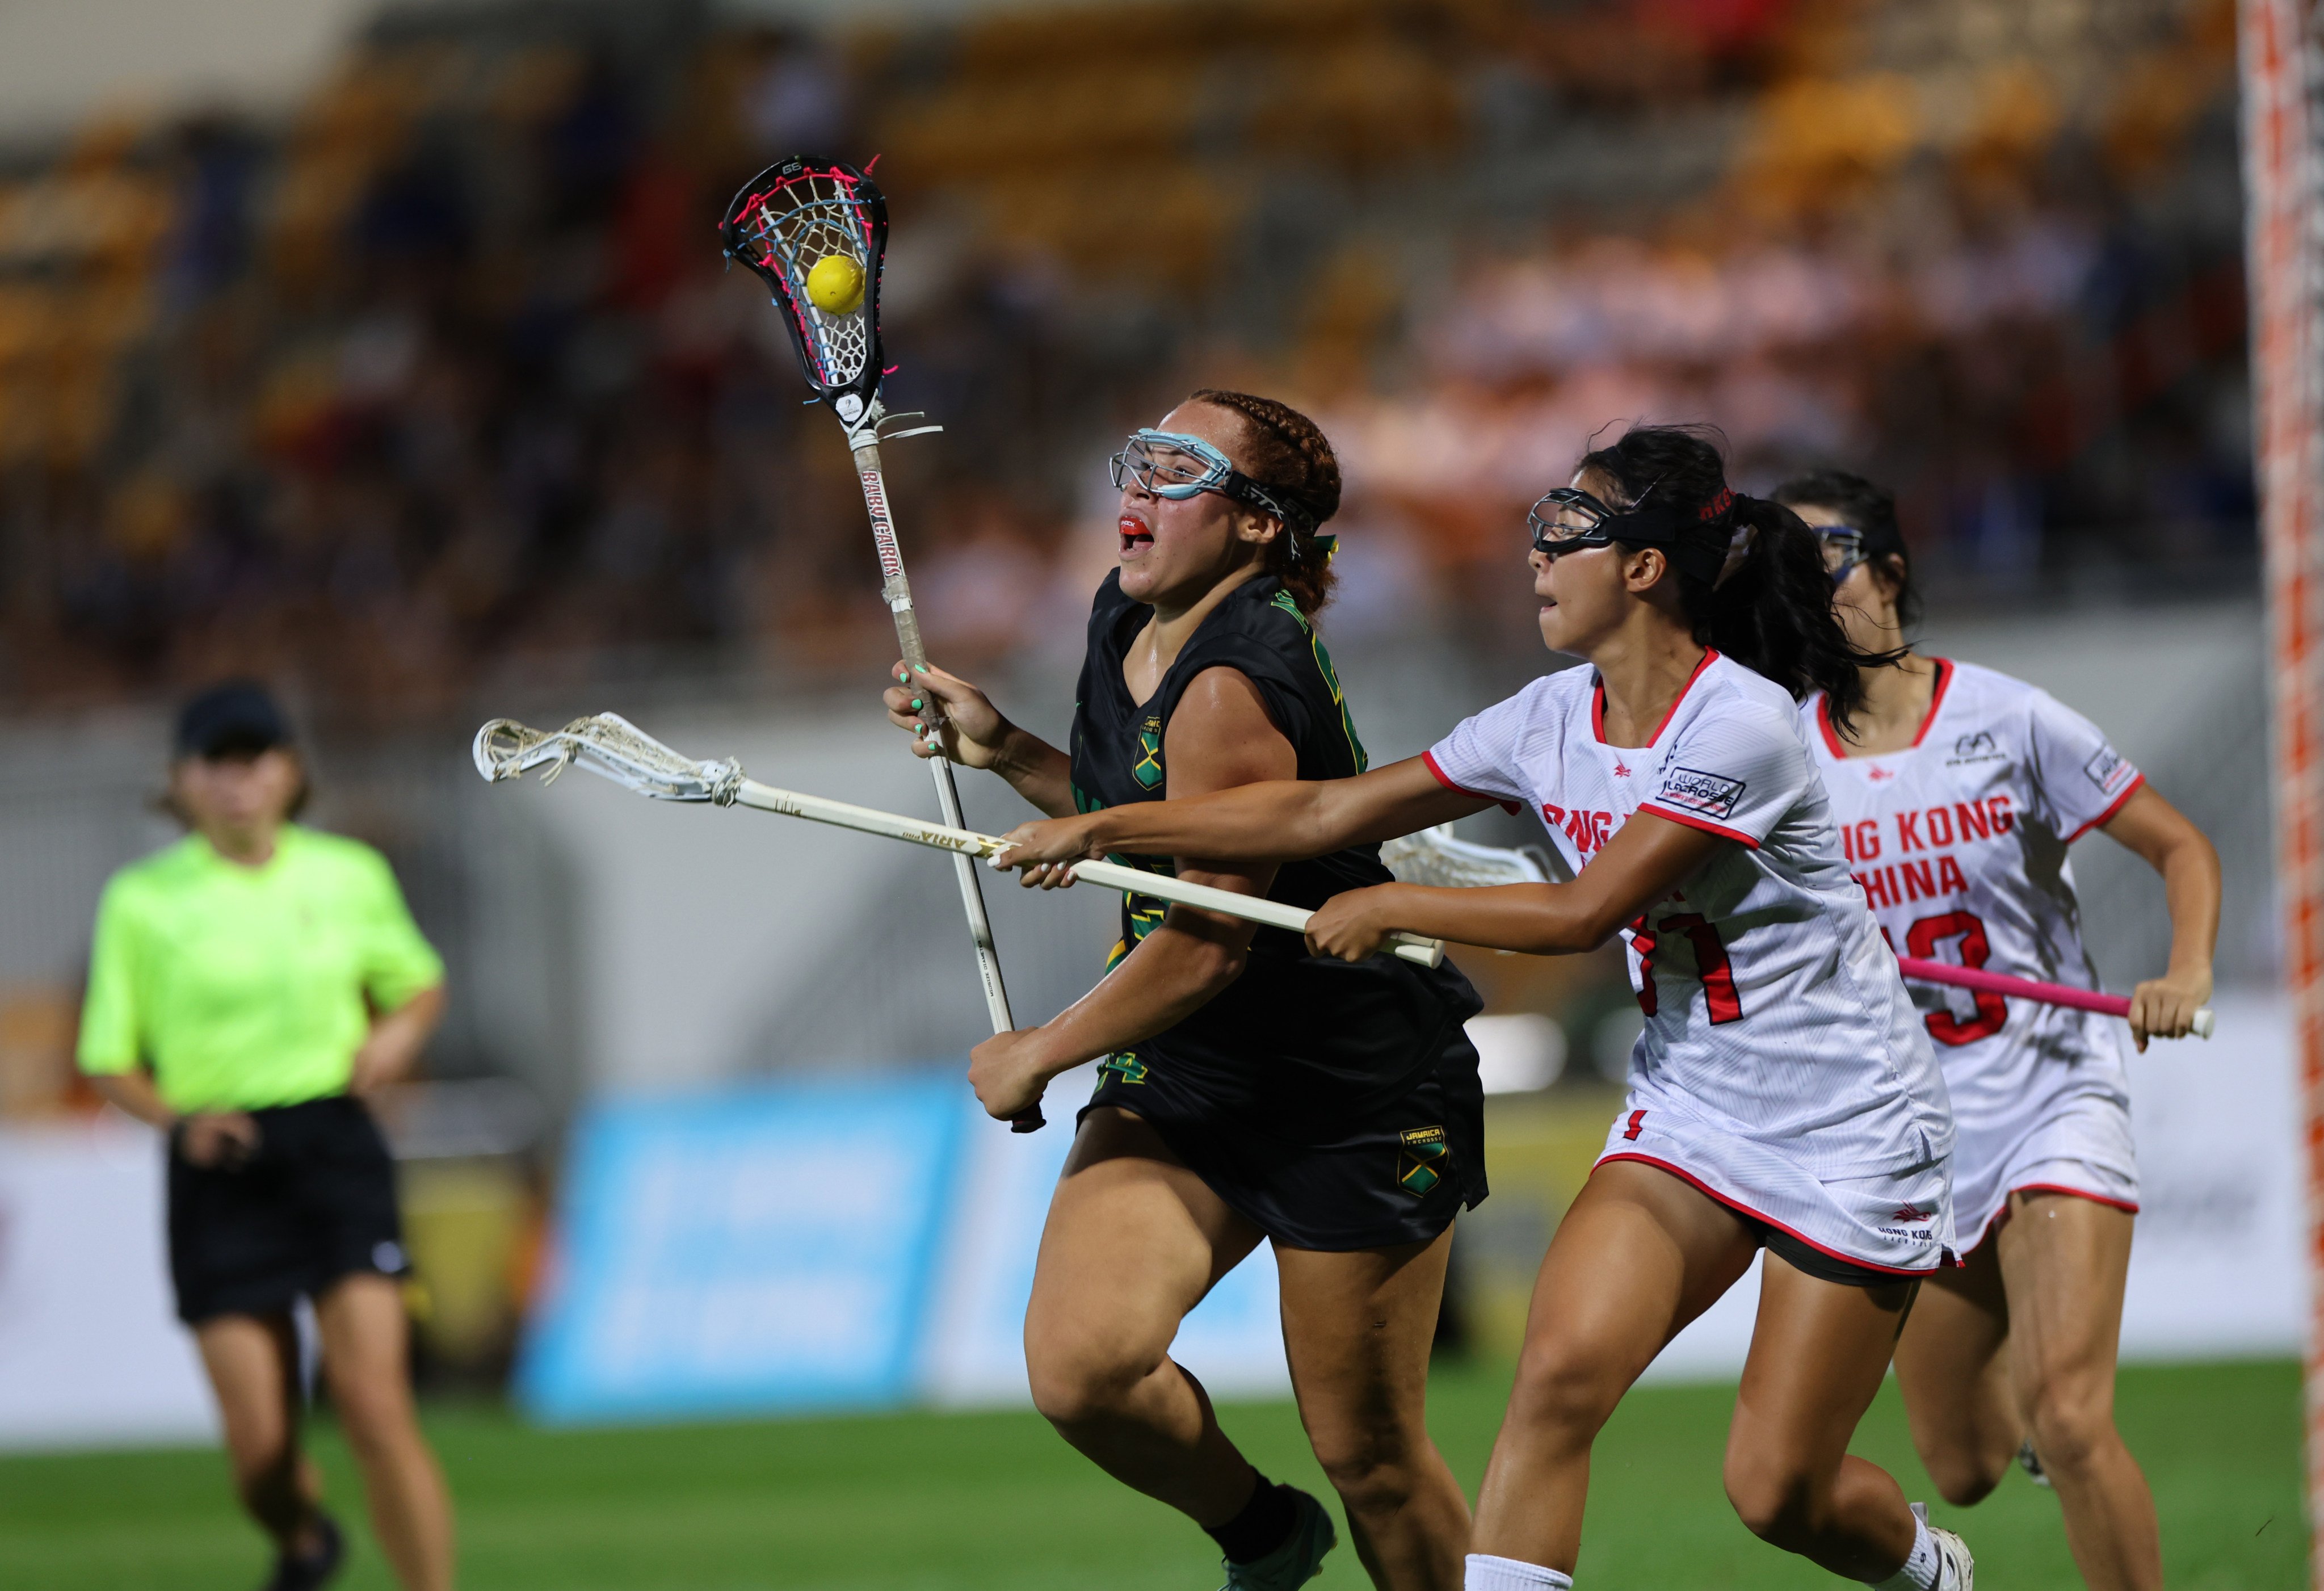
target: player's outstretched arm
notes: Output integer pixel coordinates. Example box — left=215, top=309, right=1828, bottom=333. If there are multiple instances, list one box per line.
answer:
left=2098, top=784, right=2220, bottom=1049
left=993, top=753, right=1489, bottom=883
left=882, top=659, right=1076, bottom=817
left=1304, top=810, right=1728, bottom=960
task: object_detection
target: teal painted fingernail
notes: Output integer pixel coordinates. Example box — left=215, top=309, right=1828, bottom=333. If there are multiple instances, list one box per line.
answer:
left=910, top=698, right=923, bottom=710
left=914, top=664, right=929, bottom=673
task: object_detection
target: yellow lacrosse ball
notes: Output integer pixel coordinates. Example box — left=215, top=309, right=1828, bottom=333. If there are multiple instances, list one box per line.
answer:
left=805, top=254, right=865, bottom=314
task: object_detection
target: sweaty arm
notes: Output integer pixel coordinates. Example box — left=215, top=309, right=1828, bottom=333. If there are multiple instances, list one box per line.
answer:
left=1302, top=809, right=1729, bottom=962
left=965, top=669, right=1300, bottom=1119
left=995, top=753, right=1490, bottom=879
left=2098, top=783, right=2220, bottom=1047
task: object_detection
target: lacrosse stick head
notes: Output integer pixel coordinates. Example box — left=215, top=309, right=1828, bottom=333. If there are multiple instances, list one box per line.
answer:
left=472, top=713, right=743, bottom=804
left=1379, top=826, right=1553, bottom=888
left=720, top=156, right=889, bottom=426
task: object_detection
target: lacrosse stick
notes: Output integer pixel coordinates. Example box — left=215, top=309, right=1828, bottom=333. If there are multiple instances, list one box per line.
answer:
left=1892, top=958, right=2215, bottom=1038
left=475, top=715, right=1450, bottom=1128
left=718, top=157, right=1011, bottom=1043
left=1379, top=829, right=2214, bottom=1037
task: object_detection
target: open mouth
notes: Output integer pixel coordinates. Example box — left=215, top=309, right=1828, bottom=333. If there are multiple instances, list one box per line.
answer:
left=1118, top=514, right=1154, bottom=556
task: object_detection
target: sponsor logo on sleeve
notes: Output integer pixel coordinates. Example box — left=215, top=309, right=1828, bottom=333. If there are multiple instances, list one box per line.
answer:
left=2083, top=745, right=2136, bottom=798
left=1654, top=766, right=1745, bottom=820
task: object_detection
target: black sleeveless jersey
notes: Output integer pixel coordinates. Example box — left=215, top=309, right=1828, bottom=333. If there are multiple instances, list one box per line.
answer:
left=1069, top=570, right=1482, bottom=1128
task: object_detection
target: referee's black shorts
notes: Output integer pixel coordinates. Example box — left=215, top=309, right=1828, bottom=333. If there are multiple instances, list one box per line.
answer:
left=167, top=1094, right=409, bottom=1325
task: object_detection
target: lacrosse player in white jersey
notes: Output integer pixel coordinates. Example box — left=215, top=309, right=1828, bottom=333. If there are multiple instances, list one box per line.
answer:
left=998, top=426, right=1975, bottom=1591
left=1780, top=469, right=2219, bottom=1591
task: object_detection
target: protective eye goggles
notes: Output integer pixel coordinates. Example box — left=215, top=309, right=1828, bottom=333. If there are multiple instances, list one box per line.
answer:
left=1525, top=483, right=1749, bottom=588
left=1817, top=527, right=1868, bottom=585
left=1109, top=430, right=1326, bottom=549
left=1526, top=486, right=1625, bottom=554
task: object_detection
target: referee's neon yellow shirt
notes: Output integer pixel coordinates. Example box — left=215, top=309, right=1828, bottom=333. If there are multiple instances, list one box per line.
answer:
left=78, top=825, right=446, bottom=1113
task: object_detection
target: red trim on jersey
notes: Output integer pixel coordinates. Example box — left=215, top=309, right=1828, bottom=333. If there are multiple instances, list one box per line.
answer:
left=1914, top=658, right=1954, bottom=746
left=1594, top=648, right=1720, bottom=748
left=1635, top=804, right=1762, bottom=849
left=1966, top=1182, right=2141, bottom=1253
left=1420, top=750, right=1522, bottom=814
left=1597, top=1152, right=1942, bottom=1277
left=2062, top=772, right=2145, bottom=843
left=1817, top=656, right=1952, bottom=759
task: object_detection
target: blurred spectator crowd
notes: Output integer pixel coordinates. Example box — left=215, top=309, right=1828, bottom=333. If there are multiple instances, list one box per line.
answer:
left=0, top=0, right=2252, bottom=716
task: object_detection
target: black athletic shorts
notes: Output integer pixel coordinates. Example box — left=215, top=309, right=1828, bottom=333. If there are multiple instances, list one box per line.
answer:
left=166, top=1094, right=409, bottom=1325
left=1082, top=1032, right=1488, bottom=1252
left=1742, top=1216, right=1918, bottom=1289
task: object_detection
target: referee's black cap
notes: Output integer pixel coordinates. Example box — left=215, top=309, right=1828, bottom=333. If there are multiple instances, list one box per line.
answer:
left=175, top=680, right=293, bottom=759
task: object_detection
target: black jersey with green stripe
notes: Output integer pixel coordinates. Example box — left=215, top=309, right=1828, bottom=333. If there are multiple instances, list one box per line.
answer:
left=1068, top=570, right=1481, bottom=1127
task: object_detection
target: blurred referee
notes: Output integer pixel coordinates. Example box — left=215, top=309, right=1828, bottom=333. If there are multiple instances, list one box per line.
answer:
left=77, top=682, right=455, bottom=1591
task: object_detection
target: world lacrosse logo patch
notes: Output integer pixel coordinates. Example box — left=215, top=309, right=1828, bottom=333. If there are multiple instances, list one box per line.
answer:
left=1133, top=714, right=1165, bottom=789
left=1397, top=1126, right=1449, bottom=1196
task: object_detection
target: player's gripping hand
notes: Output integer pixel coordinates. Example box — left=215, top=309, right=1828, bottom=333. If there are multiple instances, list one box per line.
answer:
left=991, top=814, right=1105, bottom=889
left=968, top=1027, right=1060, bottom=1122
left=2128, top=965, right=2213, bottom=1051
left=175, top=1111, right=260, bottom=1170
left=882, top=660, right=1009, bottom=769
left=1303, top=884, right=1405, bottom=963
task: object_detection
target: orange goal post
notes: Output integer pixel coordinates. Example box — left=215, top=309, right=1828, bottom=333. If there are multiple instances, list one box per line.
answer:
left=2241, top=0, right=2324, bottom=1574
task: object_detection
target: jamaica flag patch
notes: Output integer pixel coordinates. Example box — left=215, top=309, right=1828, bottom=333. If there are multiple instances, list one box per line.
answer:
left=1132, top=713, right=1164, bottom=789
left=1397, top=1126, right=1449, bottom=1196
left=1098, top=1052, right=1149, bottom=1086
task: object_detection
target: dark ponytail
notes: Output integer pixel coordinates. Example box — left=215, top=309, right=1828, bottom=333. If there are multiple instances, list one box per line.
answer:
left=1574, top=425, right=1899, bottom=734
left=1186, top=387, right=1342, bottom=616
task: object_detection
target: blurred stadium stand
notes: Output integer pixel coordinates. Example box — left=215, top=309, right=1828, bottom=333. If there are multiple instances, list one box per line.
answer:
left=0, top=0, right=2267, bottom=1098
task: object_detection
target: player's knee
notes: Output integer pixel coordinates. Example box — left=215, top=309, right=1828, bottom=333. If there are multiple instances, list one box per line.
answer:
left=1927, top=1453, right=2003, bottom=1509
left=2023, top=1377, right=2112, bottom=1476
left=327, top=1381, right=417, bottom=1460
left=1507, top=1337, right=1624, bottom=1444
left=1024, top=1338, right=1153, bottom=1432
left=1721, top=1454, right=1824, bottom=1548
left=1306, top=1426, right=1423, bottom=1518
left=225, top=1430, right=301, bottom=1505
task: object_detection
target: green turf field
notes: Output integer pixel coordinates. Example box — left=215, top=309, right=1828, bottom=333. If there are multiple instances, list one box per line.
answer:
left=0, top=1358, right=2301, bottom=1590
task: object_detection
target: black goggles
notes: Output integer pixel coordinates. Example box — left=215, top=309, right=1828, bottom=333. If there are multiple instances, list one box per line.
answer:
left=1527, top=485, right=1735, bottom=571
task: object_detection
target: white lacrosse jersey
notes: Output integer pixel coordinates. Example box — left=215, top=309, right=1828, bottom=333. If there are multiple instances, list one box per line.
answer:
left=1426, top=651, right=1952, bottom=1179
left=1802, top=659, right=2140, bottom=1148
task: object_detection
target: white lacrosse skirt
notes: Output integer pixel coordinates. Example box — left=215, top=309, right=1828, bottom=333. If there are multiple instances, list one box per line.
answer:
left=1950, top=1087, right=2138, bottom=1252
left=1596, top=1093, right=1955, bottom=1277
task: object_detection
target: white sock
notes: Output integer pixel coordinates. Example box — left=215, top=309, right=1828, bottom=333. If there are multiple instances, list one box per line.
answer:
left=1867, top=1508, right=1941, bottom=1591
left=1466, top=1554, right=1574, bottom=1590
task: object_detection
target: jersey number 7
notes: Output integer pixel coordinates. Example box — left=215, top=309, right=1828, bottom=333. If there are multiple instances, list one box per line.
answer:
left=1631, top=912, right=1743, bottom=1025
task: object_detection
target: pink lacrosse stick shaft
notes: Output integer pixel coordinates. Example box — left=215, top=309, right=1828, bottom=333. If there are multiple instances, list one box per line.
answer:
left=1894, top=956, right=2214, bottom=1038
left=1895, top=957, right=2129, bottom=1017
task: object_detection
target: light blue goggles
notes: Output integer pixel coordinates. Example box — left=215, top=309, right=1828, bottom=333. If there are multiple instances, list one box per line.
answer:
left=1108, top=429, right=1330, bottom=551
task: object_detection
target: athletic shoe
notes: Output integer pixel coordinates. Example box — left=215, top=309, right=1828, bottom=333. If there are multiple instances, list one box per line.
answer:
left=262, top=1513, right=344, bottom=1591
left=1911, top=1501, right=1974, bottom=1590
left=1217, top=1487, right=1336, bottom=1591
left=2017, top=1436, right=2053, bottom=1488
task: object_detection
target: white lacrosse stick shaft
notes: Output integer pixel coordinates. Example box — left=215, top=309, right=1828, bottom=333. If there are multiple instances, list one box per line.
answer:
left=468, top=713, right=1445, bottom=968
left=848, top=421, right=1015, bottom=1034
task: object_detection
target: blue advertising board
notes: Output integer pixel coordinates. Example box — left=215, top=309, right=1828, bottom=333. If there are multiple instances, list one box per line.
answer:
left=517, top=1072, right=965, bottom=1424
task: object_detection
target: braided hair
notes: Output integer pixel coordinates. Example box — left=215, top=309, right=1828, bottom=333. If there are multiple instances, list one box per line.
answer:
left=1574, top=425, right=1900, bottom=734
left=1186, top=387, right=1342, bottom=616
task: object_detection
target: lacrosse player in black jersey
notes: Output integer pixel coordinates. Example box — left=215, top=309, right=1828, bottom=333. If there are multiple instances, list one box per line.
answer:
left=881, top=390, right=1485, bottom=1591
